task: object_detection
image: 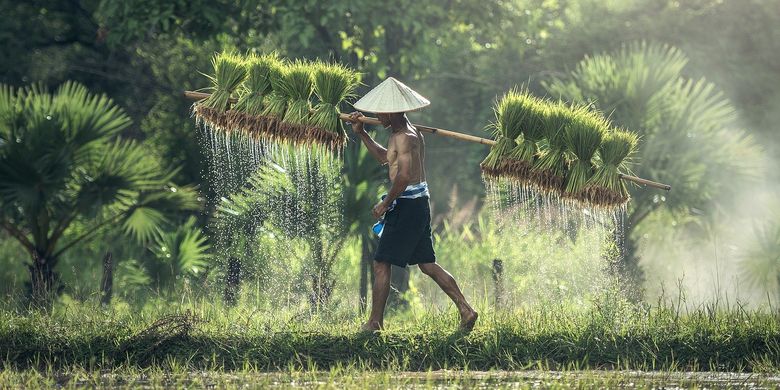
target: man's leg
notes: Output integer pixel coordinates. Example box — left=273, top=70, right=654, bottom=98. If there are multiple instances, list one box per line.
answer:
left=418, top=263, right=478, bottom=330
left=363, top=260, right=391, bottom=331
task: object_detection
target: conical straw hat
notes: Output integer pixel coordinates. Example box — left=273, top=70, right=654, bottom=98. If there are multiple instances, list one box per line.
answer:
left=353, top=77, right=430, bottom=113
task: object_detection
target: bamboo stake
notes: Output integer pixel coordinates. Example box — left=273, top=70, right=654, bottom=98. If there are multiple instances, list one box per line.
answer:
left=184, top=90, right=671, bottom=191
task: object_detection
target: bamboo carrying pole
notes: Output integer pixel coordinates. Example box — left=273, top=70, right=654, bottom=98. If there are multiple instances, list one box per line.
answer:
left=184, top=90, right=671, bottom=191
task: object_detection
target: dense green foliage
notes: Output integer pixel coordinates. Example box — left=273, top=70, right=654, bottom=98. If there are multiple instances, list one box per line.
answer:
left=1, top=1, right=779, bottom=363
left=0, top=82, right=199, bottom=304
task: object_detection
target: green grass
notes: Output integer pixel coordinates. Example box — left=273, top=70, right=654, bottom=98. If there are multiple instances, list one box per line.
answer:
left=2, top=298, right=779, bottom=373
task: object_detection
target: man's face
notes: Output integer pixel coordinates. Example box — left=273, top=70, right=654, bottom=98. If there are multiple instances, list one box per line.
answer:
left=376, top=113, right=392, bottom=128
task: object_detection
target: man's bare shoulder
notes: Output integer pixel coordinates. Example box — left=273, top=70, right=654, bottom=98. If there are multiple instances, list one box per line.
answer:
left=392, top=130, right=420, bottom=150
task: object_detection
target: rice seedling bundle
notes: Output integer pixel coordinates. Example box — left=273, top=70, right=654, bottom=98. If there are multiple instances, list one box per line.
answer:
left=563, top=109, right=608, bottom=202
left=260, top=61, right=290, bottom=140
left=278, top=60, right=315, bottom=144
left=195, top=52, right=247, bottom=131
left=229, top=53, right=280, bottom=137
left=530, top=101, right=571, bottom=193
left=499, top=92, right=547, bottom=182
left=480, top=89, right=527, bottom=178
left=583, top=129, right=639, bottom=207
left=187, top=65, right=671, bottom=206
left=310, top=62, right=361, bottom=152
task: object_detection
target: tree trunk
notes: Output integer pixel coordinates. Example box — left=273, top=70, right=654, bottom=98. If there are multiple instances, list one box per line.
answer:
left=492, top=259, right=504, bottom=309
left=359, top=237, right=371, bottom=312
left=100, top=252, right=113, bottom=307
left=223, top=256, right=241, bottom=306
left=609, top=202, right=663, bottom=301
left=309, top=239, right=333, bottom=309
left=28, top=251, right=60, bottom=308
left=311, top=271, right=334, bottom=310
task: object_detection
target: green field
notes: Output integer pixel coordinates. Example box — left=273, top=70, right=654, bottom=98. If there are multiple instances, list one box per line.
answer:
left=3, top=300, right=780, bottom=388
left=3, top=298, right=779, bottom=374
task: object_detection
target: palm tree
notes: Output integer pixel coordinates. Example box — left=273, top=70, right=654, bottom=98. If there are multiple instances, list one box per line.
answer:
left=544, top=42, right=760, bottom=297
left=0, top=82, right=199, bottom=305
left=740, top=218, right=780, bottom=303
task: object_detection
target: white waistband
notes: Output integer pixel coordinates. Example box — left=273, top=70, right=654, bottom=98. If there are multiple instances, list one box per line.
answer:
left=398, top=181, right=429, bottom=199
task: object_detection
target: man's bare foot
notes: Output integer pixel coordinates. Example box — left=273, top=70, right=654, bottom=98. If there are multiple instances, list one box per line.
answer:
left=360, top=320, right=382, bottom=333
left=459, top=310, right=478, bottom=332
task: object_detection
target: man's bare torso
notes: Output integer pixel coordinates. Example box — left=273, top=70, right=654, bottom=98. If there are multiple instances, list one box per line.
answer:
left=387, top=125, right=426, bottom=185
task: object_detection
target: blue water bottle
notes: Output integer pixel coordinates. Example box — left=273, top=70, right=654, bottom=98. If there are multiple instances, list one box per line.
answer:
left=372, top=219, right=385, bottom=237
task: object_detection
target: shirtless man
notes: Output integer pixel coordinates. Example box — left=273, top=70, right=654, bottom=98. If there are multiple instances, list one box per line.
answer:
left=347, top=109, right=478, bottom=332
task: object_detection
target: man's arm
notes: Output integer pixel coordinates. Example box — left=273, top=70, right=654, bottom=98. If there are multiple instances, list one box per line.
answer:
left=358, top=131, right=389, bottom=165
left=348, top=112, right=388, bottom=165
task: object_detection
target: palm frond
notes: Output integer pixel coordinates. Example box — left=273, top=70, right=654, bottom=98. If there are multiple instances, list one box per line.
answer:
left=150, top=216, right=211, bottom=288
left=123, top=207, right=166, bottom=244
left=121, top=186, right=200, bottom=244
left=54, top=81, right=132, bottom=145
left=739, top=219, right=780, bottom=292
left=0, top=82, right=131, bottom=215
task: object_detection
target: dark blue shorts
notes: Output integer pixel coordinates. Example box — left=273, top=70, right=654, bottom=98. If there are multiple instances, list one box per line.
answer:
left=374, top=197, right=436, bottom=267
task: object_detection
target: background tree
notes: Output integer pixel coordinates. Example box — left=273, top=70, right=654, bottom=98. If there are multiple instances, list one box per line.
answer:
left=0, top=82, right=198, bottom=305
left=740, top=216, right=780, bottom=303
left=544, top=42, right=761, bottom=296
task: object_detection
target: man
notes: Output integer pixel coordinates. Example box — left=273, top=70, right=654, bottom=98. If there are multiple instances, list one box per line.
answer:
left=346, top=77, right=478, bottom=332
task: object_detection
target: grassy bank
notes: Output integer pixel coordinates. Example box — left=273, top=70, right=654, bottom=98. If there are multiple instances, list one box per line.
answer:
left=1, top=298, right=779, bottom=373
